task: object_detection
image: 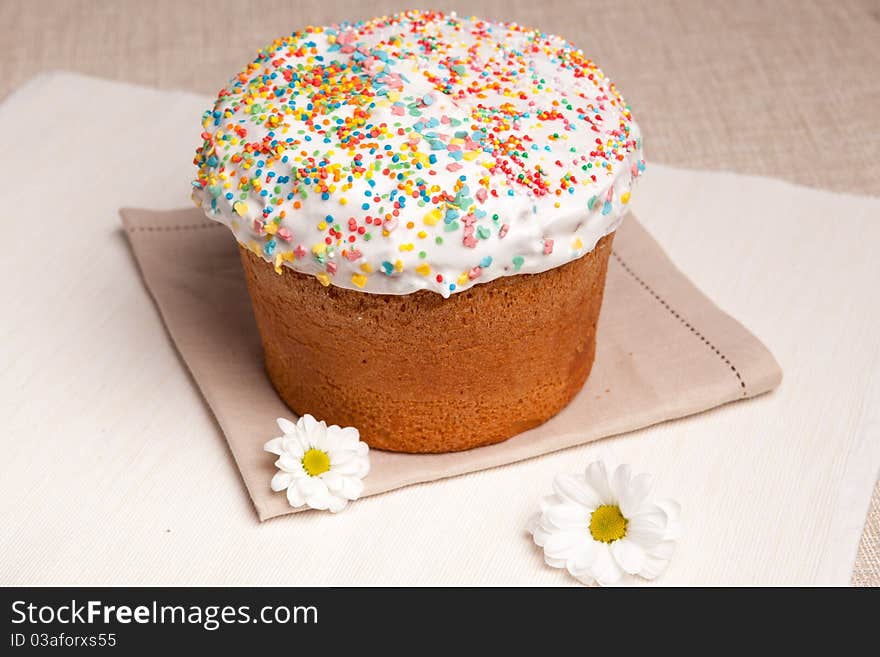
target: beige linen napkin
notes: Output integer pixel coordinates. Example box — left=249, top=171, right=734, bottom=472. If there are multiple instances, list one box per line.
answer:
left=120, top=207, right=781, bottom=521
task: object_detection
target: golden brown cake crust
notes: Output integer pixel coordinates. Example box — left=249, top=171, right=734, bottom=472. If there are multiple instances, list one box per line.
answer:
left=239, top=233, right=614, bottom=453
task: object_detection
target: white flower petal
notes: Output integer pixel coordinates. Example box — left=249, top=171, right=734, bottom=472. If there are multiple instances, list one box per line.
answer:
left=539, top=494, right=563, bottom=514
left=263, top=436, right=285, bottom=455
left=610, top=463, right=632, bottom=502
left=332, top=454, right=370, bottom=477
left=525, top=512, right=542, bottom=535
left=297, top=475, right=325, bottom=496
left=544, top=503, right=589, bottom=531
left=326, top=494, right=348, bottom=513
left=626, top=506, right=668, bottom=548
left=584, top=460, right=615, bottom=505
left=611, top=538, right=646, bottom=575
left=286, top=484, right=305, bottom=508
left=655, top=498, right=683, bottom=540
left=572, top=570, right=596, bottom=586
left=553, top=473, right=601, bottom=509
left=531, top=525, right=552, bottom=547
left=304, top=482, right=333, bottom=510
left=276, top=453, right=303, bottom=473
left=339, top=476, right=364, bottom=500
left=321, top=470, right=345, bottom=493
left=542, top=530, right=586, bottom=561
left=276, top=417, right=297, bottom=434
left=300, top=414, right=319, bottom=433
left=270, top=471, right=293, bottom=492
left=618, top=472, right=653, bottom=517
left=590, top=544, right=624, bottom=586
left=639, top=540, right=676, bottom=580
left=565, top=541, right=598, bottom=578
left=337, top=426, right=360, bottom=445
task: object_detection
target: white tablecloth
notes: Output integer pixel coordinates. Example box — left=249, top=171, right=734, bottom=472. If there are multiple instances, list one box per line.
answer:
left=1, top=73, right=877, bottom=585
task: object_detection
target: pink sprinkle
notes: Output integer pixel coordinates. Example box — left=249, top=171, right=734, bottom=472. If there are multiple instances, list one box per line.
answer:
left=384, top=218, right=398, bottom=232
left=277, top=227, right=293, bottom=242
left=476, top=188, right=488, bottom=203
left=467, top=266, right=482, bottom=280
left=606, top=186, right=614, bottom=201
left=499, top=224, right=509, bottom=238
left=391, top=105, right=405, bottom=116
left=377, top=73, right=403, bottom=90
left=337, top=29, right=356, bottom=44
left=543, top=238, right=554, bottom=255
left=440, top=115, right=450, bottom=124
left=462, top=222, right=477, bottom=248
left=294, top=244, right=307, bottom=259
left=446, top=163, right=462, bottom=172
left=344, top=249, right=362, bottom=261
left=252, top=219, right=264, bottom=235
left=326, top=262, right=338, bottom=275
left=362, top=57, right=380, bottom=75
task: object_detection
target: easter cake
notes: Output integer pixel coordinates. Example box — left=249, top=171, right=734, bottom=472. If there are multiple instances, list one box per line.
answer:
left=192, top=10, right=644, bottom=452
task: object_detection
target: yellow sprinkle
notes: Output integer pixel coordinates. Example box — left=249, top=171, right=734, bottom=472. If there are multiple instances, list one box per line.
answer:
left=457, top=273, right=469, bottom=286
left=264, top=222, right=278, bottom=235
left=416, top=263, right=431, bottom=276
left=351, top=273, right=367, bottom=288
left=394, top=259, right=403, bottom=272
left=311, top=243, right=326, bottom=255
left=573, top=237, right=583, bottom=250
left=232, top=201, right=248, bottom=216
left=359, top=263, right=373, bottom=274
left=462, top=151, right=479, bottom=161
left=339, top=198, right=348, bottom=205
left=399, top=243, right=414, bottom=252
left=424, top=208, right=442, bottom=226
left=317, top=221, right=327, bottom=230
left=315, top=272, right=331, bottom=287
left=621, top=191, right=631, bottom=204
left=417, top=230, right=427, bottom=239
left=274, top=254, right=284, bottom=274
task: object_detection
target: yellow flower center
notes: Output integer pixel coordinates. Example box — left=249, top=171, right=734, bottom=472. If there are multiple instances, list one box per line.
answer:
left=302, top=448, right=330, bottom=477
left=589, top=505, right=628, bottom=543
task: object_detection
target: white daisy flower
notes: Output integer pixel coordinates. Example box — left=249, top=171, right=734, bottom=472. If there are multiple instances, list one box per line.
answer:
left=264, top=415, right=370, bottom=513
left=529, top=456, right=681, bottom=586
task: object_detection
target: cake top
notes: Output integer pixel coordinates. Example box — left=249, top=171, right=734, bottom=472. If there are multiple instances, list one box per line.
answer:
left=192, top=10, right=644, bottom=296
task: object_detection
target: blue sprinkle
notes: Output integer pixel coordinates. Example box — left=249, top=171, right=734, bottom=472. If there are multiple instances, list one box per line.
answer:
left=602, top=200, right=612, bottom=215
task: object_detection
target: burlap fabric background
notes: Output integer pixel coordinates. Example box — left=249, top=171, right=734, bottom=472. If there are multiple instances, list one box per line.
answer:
left=2, top=0, right=876, bottom=585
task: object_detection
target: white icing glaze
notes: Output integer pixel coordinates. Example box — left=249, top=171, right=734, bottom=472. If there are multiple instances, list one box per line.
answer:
left=192, top=10, right=644, bottom=297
